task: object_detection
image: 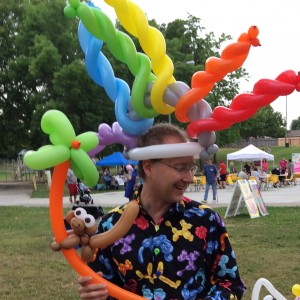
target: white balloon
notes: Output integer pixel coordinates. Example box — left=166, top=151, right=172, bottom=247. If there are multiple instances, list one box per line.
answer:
left=128, top=142, right=202, bottom=160
left=251, top=278, right=286, bottom=300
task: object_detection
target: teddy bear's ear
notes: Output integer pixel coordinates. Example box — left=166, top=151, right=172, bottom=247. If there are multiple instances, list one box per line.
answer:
left=65, top=210, right=75, bottom=224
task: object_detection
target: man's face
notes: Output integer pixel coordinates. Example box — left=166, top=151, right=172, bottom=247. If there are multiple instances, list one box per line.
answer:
left=143, top=136, right=195, bottom=203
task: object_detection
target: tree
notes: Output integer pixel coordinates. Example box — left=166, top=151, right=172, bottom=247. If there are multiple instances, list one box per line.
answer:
left=240, top=106, right=285, bottom=140
left=290, top=116, right=300, bottom=130
left=0, top=0, right=115, bottom=158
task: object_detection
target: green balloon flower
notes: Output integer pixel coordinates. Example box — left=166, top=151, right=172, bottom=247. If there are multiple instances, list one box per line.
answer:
left=24, top=110, right=99, bottom=187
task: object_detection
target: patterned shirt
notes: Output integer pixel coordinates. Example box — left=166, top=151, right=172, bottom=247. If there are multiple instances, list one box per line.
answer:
left=89, top=187, right=246, bottom=300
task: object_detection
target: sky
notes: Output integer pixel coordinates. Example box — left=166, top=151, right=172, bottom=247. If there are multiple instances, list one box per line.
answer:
left=94, top=0, right=300, bottom=128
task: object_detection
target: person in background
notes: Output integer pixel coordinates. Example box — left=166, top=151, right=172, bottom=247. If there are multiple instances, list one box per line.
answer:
left=229, top=161, right=237, bottom=174
left=250, top=167, right=262, bottom=185
left=238, top=168, right=249, bottom=180
left=271, top=166, right=280, bottom=187
left=218, top=160, right=227, bottom=189
left=78, top=123, right=246, bottom=300
left=66, top=167, right=77, bottom=203
left=243, top=162, right=251, bottom=175
left=279, top=157, right=287, bottom=173
left=103, top=167, right=112, bottom=190
left=124, top=167, right=140, bottom=200
left=203, top=159, right=218, bottom=203
left=287, top=159, right=295, bottom=185
left=259, top=168, right=267, bottom=187
left=279, top=166, right=286, bottom=186
left=261, top=158, right=268, bottom=173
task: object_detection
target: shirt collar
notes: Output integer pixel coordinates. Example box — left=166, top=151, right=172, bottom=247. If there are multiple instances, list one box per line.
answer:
left=134, top=185, right=187, bottom=216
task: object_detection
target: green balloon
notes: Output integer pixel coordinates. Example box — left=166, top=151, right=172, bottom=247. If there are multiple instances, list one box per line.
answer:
left=77, top=132, right=99, bottom=152
left=71, top=149, right=98, bottom=187
left=41, top=110, right=76, bottom=146
left=24, top=145, right=70, bottom=170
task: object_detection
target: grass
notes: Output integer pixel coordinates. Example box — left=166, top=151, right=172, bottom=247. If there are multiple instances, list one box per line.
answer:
left=0, top=206, right=299, bottom=299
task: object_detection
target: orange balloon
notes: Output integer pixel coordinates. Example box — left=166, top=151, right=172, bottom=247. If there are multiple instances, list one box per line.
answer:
left=175, top=26, right=261, bottom=123
left=49, top=161, right=145, bottom=300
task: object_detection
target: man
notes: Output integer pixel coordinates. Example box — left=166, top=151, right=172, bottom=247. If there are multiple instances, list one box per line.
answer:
left=78, top=123, right=246, bottom=300
left=287, top=159, right=295, bottom=185
left=66, top=167, right=77, bottom=203
left=203, top=159, right=218, bottom=203
left=238, top=168, right=249, bottom=180
left=218, top=160, right=227, bottom=189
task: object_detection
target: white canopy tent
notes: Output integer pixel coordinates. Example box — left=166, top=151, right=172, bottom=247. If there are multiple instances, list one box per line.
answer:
left=227, top=144, right=274, bottom=169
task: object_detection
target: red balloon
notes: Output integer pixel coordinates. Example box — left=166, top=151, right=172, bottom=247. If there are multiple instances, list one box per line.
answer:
left=187, top=70, right=300, bottom=138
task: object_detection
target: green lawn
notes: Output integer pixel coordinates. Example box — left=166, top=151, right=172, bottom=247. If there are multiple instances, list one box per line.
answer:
left=1, top=206, right=299, bottom=299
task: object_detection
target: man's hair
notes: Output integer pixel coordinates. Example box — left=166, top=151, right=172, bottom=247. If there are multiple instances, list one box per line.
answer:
left=137, top=123, right=189, bottom=179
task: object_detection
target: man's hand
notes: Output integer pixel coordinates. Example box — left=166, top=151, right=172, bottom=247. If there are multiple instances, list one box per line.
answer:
left=78, top=273, right=109, bottom=300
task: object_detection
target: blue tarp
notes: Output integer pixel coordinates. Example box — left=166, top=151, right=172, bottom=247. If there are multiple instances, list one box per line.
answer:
left=96, top=152, right=138, bottom=167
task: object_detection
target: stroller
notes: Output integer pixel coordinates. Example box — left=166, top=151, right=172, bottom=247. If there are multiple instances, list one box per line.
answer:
left=76, top=180, right=94, bottom=205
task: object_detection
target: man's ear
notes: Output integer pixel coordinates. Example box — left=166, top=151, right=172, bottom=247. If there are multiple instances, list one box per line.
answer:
left=142, top=160, right=153, bottom=177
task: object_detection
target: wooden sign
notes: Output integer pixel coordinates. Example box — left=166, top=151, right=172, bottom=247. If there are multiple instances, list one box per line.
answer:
left=225, top=179, right=260, bottom=219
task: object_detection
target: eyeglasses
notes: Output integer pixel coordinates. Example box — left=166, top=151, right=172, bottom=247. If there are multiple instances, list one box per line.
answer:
left=156, top=161, right=197, bottom=175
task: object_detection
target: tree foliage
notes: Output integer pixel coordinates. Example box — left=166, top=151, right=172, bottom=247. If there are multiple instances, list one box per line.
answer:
left=290, top=116, right=300, bottom=130
left=0, top=0, right=115, bottom=158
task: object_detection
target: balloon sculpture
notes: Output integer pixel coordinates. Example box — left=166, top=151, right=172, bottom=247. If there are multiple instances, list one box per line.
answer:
left=23, top=0, right=300, bottom=299
left=251, top=278, right=300, bottom=300
left=64, top=0, right=261, bottom=159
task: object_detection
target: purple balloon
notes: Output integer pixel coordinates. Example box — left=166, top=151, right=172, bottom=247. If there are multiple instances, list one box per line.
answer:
left=88, top=143, right=106, bottom=158
left=96, top=122, right=138, bottom=149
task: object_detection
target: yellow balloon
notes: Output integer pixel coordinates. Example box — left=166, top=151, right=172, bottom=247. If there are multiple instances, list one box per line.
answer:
left=105, top=0, right=176, bottom=115
left=292, top=284, right=300, bottom=297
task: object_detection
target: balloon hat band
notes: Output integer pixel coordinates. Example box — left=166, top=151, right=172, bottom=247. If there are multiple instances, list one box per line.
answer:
left=128, top=142, right=202, bottom=160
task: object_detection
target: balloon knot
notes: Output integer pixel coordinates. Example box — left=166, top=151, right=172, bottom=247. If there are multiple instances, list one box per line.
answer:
left=250, top=37, right=261, bottom=47
left=72, top=140, right=81, bottom=149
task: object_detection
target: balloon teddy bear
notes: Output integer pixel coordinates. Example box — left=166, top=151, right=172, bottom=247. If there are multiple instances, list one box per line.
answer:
left=51, top=207, right=98, bottom=262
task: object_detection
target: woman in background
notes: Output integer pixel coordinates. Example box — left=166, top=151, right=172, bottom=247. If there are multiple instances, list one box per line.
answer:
left=262, top=158, right=268, bottom=172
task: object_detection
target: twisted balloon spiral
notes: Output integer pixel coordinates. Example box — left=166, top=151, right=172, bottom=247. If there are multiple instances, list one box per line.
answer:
left=187, top=70, right=300, bottom=138
left=104, top=0, right=176, bottom=115
left=175, top=26, right=261, bottom=123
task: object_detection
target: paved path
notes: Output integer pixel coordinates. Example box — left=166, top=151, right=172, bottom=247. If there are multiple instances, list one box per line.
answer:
left=0, top=181, right=299, bottom=208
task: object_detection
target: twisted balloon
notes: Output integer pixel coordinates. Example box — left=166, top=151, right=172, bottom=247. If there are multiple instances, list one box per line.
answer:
left=104, top=0, right=176, bottom=115
left=77, top=20, right=154, bottom=135
left=65, top=0, right=156, bottom=134
left=175, top=26, right=261, bottom=123
left=187, top=70, right=300, bottom=138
